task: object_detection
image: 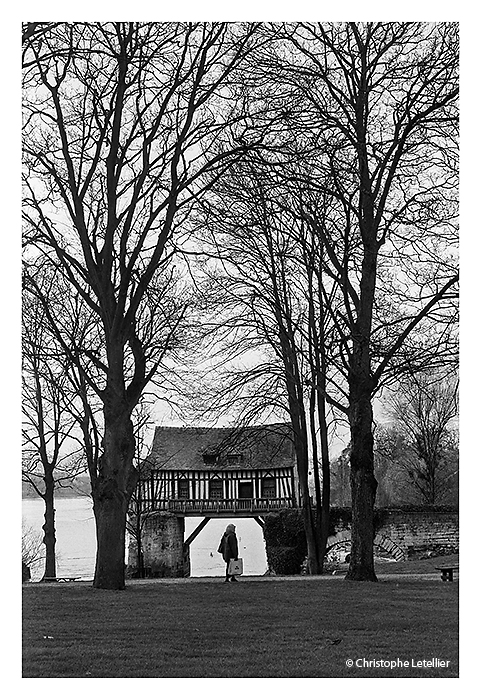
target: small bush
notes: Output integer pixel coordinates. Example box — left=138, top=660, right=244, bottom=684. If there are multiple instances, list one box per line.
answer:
left=264, top=510, right=307, bottom=575
left=329, top=507, right=352, bottom=533
left=267, top=546, right=306, bottom=575
left=22, top=562, right=31, bottom=582
left=22, top=521, right=44, bottom=581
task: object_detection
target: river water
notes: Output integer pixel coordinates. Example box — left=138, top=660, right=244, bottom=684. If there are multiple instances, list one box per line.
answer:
left=22, top=497, right=268, bottom=581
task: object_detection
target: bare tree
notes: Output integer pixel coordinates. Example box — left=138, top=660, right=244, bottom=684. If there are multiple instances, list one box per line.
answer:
left=258, top=22, right=459, bottom=580
left=180, top=23, right=458, bottom=580
left=22, top=285, right=83, bottom=580
left=382, top=373, right=458, bottom=504
left=125, top=405, right=156, bottom=578
left=22, top=22, right=267, bottom=589
left=186, top=159, right=346, bottom=573
left=22, top=520, right=45, bottom=581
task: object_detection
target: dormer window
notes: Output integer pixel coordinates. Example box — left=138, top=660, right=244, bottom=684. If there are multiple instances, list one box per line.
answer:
left=226, top=454, right=243, bottom=466
left=203, top=454, right=218, bottom=465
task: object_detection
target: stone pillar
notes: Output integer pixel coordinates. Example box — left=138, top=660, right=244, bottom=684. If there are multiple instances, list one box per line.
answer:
left=129, top=512, right=190, bottom=578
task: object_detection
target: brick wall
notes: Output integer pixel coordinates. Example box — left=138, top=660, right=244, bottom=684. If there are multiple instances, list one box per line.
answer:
left=329, top=507, right=459, bottom=559
left=378, top=509, right=459, bottom=557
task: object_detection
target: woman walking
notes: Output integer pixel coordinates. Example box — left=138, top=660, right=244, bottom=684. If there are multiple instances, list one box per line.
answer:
left=218, top=523, right=239, bottom=582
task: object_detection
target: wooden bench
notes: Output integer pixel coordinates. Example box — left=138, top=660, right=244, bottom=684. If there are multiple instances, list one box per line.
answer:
left=435, top=566, right=458, bottom=582
left=42, top=576, right=79, bottom=583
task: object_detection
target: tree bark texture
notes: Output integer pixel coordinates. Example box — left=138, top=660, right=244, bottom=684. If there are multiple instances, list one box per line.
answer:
left=345, top=391, right=377, bottom=581
left=345, top=242, right=378, bottom=581
left=296, top=433, right=321, bottom=575
left=317, top=395, right=331, bottom=571
left=42, top=471, right=56, bottom=580
left=289, top=384, right=322, bottom=574
left=92, top=409, right=137, bottom=589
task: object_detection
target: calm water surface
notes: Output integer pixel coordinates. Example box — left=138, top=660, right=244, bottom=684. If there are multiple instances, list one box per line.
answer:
left=22, top=497, right=267, bottom=581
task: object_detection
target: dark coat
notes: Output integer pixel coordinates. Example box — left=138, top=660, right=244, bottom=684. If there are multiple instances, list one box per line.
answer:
left=219, top=532, right=239, bottom=562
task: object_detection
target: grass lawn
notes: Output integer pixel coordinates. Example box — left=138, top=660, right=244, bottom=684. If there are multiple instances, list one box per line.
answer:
left=22, top=575, right=458, bottom=678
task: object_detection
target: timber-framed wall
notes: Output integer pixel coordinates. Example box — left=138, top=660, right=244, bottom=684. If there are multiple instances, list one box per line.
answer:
left=128, top=422, right=299, bottom=576
left=136, top=422, right=299, bottom=516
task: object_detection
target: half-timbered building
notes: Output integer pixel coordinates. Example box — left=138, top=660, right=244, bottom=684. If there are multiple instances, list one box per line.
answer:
left=137, top=422, right=298, bottom=517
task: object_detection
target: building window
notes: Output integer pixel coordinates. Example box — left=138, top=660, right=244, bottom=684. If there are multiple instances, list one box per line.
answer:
left=178, top=479, right=189, bottom=500
left=262, top=477, right=276, bottom=499
left=209, top=479, right=223, bottom=499
left=226, top=454, right=243, bottom=466
left=203, top=454, right=218, bottom=465
left=238, top=481, right=254, bottom=499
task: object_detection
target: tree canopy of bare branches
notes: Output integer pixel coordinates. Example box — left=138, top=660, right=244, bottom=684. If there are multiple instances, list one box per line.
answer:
left=382, top=373, right=458, bottom=504
left=187, top=22, right=458, bottom=580
left=23, top=22, right=458, bottom=586
left=22, top=22, right=266, bottom=589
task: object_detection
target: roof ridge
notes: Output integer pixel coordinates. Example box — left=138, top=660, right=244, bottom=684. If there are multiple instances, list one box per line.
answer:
left=154, top=426, right=230, bottom=433
left=154, top=422, right=292, bottom=431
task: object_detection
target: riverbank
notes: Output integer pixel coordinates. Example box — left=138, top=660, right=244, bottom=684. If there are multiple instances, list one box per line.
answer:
left=22, top=497, right=269, bottom=579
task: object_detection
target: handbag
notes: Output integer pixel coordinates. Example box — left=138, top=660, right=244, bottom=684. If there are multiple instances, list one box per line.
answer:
left=228, top=558, right=243, bottom=576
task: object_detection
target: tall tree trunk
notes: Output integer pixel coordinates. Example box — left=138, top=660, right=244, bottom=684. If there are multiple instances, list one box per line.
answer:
left=303, top=505, right=320, bottom=574
left=345, top=241, right=378, bottom=581
left=42, top=470, right=56, bottom=579
left=297, top=445, right=321, bottom=575
left=308, top=387, right=323, bottom=546
left=308, top=382, right=331, bottom=574
left=131, top=489, right=145, bottom=577
left=276, top=306, right=322, bottom=575
left=311, top=241, right=331, bottom=572
left=317, top=392, right=331, bottom=571
left=137, top=533, right=144, bottom=578
left=296, top=400, right=321, bottom=574
left=291, top=397, right=321, bottom=574
left=345, top=389, right=377, bottom=581
left=92, top=409, right=137, bottom=589
left=339, top=31, right=379, bottom=582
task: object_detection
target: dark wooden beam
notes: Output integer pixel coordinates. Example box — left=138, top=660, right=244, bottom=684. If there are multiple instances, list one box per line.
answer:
left=184, top=517, right=211, bottom=548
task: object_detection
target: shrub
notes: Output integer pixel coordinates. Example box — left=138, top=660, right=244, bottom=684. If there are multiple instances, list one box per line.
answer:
left=22, top=521, right=44, bottom=573
left=329, top=507, right=352, bottom=533
left=263, top=510, right=307, bottom=575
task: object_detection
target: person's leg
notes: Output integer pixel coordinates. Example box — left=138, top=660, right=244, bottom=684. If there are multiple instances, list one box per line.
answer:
left=225, top=561, right=230, bottom=581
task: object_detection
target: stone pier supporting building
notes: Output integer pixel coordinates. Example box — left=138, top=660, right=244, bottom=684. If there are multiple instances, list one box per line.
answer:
left=128, top=512, right=190, bottom=577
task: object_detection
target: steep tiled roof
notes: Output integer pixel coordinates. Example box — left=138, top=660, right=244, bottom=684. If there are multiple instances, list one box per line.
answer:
left=142, top=422, right=295, bottom=472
